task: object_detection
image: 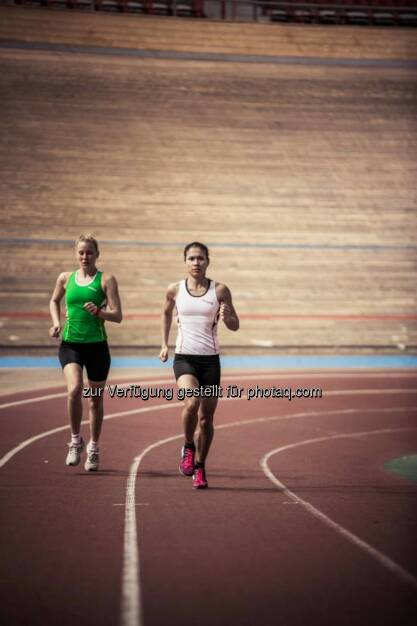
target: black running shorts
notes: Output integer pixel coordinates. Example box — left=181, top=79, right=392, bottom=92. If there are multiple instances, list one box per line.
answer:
left=59, top=341, right=111, bottom=382
left=173, top=354, right=221, bottom=387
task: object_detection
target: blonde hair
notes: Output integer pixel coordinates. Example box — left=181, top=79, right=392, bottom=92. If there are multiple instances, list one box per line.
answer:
left=75, top=233, right=99, bottom=254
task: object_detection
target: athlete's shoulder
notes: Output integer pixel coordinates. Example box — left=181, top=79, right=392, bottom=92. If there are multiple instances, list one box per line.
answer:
left=167, top=281, right=180, bottom=299
left=215, top=282, right=231, bottom=299
left=58, top=271, right=72, bottom=286
left=101, top=273, right=118, bottom=286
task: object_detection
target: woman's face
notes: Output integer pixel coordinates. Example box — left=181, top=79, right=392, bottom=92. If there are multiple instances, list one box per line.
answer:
left=185, top=246, right=209, bottom=279
left=76, top=241, right=98, bottom=271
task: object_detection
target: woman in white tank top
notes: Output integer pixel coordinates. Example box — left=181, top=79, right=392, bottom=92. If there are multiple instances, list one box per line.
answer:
left=159, top=242, right=239, bottom=489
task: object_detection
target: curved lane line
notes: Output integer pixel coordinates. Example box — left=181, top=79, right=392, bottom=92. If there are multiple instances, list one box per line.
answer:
left=1, top=375, right=417, bottom=410
left=1, top=383, right=416, bottom=622
left=0, top=402, right=182, bottom=469
left=2, top=384, right=417, bottom=467
left=0, top=391, right=69, bottom=410
left=260, top=428, right=417, bottom=590
left=120, top=407, right=417, bottom=626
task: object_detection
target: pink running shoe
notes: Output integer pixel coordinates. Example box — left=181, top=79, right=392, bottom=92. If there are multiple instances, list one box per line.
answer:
left=179, top=445, right=195, bottom=476
left=193, top=466, right=208, bottom=489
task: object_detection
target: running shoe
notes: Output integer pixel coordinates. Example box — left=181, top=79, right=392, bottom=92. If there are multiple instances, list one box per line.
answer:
left=193, top=466, right=208, bottom=489
left=85, top=447, right=100, bottom=472
left=179, top=445, right=195, bottom=476
left=65, top=438, right=85, bottom=466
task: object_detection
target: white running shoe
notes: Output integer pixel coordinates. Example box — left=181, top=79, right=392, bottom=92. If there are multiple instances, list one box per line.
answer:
left=65, top=438, right=85, bottom=466
left=85, top=447, right=100, bottom=472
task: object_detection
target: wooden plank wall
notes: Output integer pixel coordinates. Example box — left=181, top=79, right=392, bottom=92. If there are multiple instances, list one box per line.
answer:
left=0, top=6, right=416, bottom=352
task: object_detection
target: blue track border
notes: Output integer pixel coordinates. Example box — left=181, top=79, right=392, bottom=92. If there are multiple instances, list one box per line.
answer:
left=1, top=355, right=417, bottom=369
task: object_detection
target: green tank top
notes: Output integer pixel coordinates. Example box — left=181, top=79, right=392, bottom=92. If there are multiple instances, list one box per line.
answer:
left=63, top=271, right=107, bottom=343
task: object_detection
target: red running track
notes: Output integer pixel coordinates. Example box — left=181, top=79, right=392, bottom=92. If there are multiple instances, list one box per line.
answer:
left=1, top=370, right=417, bottom=626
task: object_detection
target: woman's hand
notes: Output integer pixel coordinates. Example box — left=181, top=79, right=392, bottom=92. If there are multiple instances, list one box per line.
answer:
left=49, top=325, right=61, bottom=338
left=84, top=302, right=99, bottom=317
left=220, top=301, right=232, bottom=324
left=159, top=345, right=169, bottom=362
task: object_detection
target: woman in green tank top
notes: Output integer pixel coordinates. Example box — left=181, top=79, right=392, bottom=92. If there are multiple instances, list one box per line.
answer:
left=49, top=234, right=122, bottom=472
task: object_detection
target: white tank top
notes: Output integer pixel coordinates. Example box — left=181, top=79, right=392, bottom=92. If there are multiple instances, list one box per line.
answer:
left=175, top=279, right=220, bottom=355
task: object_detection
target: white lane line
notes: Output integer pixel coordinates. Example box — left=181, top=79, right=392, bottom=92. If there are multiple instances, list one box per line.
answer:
left=122, top=453, right=142, bottom=626
left=121, top=432, right=188, bottom=626
left=260, top=428, right=417, bottom=590
left=0, top=378, right=172, bottom=410
left=1, top=389, right=416, bottom=620
left=0, top=402, right=182, bottom=469
left=113, top=503, right=150, bottom=507
left=1, top=371, right=417, bottom=409
left=2, top=383, right=417, bottom=469
left=0, top=391, right=69, bottom=410
left=2, top=390, right=417, bottom=469
left=119, top=407, right=417, bottom=626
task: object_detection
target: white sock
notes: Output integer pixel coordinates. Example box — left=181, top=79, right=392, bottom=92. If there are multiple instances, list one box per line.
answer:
left=71, top=433, right=81, bottom=445
left=88, top=440, right=99, bottom=452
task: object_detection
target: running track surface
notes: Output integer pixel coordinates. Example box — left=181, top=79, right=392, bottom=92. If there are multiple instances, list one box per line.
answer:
left=1, top=370, right=417, bottom=626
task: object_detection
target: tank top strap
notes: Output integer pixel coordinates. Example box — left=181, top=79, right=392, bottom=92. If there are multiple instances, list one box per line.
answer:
left=92, top=271, right=104, bottom=291
left=67, top=271, right=76, bottom=286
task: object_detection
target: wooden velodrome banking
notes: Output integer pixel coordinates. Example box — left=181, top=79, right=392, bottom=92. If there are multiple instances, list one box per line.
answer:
left=0, top=6, right=416, bottom=352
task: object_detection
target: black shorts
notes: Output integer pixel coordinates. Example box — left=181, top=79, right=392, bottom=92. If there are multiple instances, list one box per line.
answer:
left=173, top=354, right=221, bottom=387
left=59, top=341, right=111, bottom=382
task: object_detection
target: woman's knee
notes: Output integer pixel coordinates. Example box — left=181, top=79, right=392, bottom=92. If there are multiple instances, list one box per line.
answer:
left=67, top=382, right=83, bottom=401
left=184, top=397, right=200, bottom=414
left=88, top=394, right=104, bottom=410
left=199, top=413, right=214, bottom=430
